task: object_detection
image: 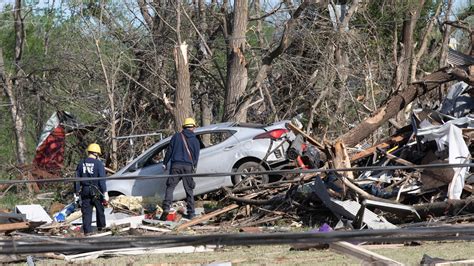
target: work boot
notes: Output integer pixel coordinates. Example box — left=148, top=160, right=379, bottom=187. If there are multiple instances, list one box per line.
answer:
left=159, top=211, right=169, bottom=221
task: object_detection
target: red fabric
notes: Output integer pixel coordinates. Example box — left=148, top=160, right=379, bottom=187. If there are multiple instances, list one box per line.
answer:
left=296, top=156, right=308, bottom=169
left=33, top=126, right=65, bottom=170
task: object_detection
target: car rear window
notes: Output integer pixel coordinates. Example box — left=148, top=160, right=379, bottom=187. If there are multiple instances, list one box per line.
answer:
left=233, top=123, right=265, bottom=128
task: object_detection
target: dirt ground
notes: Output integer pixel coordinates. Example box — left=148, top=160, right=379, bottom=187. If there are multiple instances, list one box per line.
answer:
left=33, top=241, right=473, bottom=265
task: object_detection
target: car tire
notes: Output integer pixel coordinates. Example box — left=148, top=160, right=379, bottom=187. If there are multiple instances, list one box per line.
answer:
left=233, top=161, right=269, bottom=188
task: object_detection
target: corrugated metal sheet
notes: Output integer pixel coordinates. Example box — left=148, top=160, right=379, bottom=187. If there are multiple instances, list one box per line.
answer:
left=447, top=48, right=474, bottom=66
left=331, top=199, right=398, bottom=229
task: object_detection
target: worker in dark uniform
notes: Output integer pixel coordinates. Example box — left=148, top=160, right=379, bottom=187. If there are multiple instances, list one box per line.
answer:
left=161, top=118, right=200, bottom=220
left=75, top=143, right=109, bottom=235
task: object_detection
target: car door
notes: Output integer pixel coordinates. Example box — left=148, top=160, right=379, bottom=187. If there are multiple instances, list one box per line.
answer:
left=127, top=142, right=169, bottom=197
left=193, top=130, right=239, bottom=195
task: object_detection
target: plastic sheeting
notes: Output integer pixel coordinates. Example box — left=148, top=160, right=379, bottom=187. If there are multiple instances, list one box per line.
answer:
left=417, top=119, right=471, bottom=199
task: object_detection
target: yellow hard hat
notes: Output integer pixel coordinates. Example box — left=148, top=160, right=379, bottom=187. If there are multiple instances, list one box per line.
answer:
left=183, top=117, right=196, bottom=128
left=87, top=143, right=102, bottom=154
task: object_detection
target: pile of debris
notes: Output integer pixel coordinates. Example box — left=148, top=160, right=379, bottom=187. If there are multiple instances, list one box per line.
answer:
left=181, top=81, right=474, bottom=231
left=1, top=70, right=473, bottom=263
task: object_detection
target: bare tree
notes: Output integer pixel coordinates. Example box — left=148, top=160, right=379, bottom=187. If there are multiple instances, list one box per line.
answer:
left=0, top=0, right=27, bottom=165
left=223, top=0, right=249, bottom=122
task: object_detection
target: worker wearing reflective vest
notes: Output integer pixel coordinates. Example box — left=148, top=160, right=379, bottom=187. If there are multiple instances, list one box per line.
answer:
left=74, top=143, right=109, bottom=235
left=161, top=118, right=200, bottom=220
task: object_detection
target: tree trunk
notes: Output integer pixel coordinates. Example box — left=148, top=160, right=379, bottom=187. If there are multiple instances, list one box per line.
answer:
left=395, top=0, right=425, bottom=125
left=338, top=67, right=460, bottom=147
left=173, top=42, right=192, bottom=129
left=223, top=0, right=248, bottom=122
left=173, top=1, right=193, bottom=130
left=0, top=0, right=28, bottom=165
left=410, top=2, right=442, bottom=82
left=0, top=64, right=27, bottom=165
left=439, top=0, right=453, bottom=68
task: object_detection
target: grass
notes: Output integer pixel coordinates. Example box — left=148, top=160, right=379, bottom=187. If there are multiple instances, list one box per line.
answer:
left=33, top=241, right=474, bottom=265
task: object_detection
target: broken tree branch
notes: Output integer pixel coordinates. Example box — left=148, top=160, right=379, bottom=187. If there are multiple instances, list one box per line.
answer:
left=338, top=67, right=463, bottom=147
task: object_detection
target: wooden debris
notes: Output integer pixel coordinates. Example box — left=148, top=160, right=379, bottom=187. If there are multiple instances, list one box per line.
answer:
left=329, top=241, right=403, bottom=266
left=333, top=141, right=354, bottom=179
left=350, top=133, right=409, bottom=162
left=0, top=222, right=30, bottom=232
left=177, top=194, right=259, bottom=231
left=287, top=122, right=324, bottom=149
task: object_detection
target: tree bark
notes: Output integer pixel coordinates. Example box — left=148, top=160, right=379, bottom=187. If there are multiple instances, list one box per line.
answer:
left=223, top=0, right=248, bottom=122
left=410, top=2, right=442, bottom=82
left=0, top=0, right=27, bottom=165
left=172, top=1, right=193, bottom=130
left=439, top=0, right=453, bottom=68
left=395, top=0, right=425, bottom=125
left=338, top=67, right=461, bottom=147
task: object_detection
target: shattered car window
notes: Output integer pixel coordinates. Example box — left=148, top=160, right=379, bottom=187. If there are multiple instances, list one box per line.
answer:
left=198, top=131, right=234, bottom=148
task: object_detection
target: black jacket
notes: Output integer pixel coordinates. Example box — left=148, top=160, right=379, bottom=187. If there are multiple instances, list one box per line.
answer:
left=75, top=157, right=107, bottom=194
left=163, top=128, right=200, bottom=168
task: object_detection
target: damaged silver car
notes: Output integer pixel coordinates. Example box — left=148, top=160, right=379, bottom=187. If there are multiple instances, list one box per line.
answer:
left=107, top=121, right=294, bottom=199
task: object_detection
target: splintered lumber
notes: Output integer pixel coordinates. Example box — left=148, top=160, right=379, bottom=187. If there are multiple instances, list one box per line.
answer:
left=0, top=222, right=30, bottom=232
left=350, top=130, right=411, bottom=162
left=177, top=194, right=259, bottom=231
left=287, top=122, right=324, bottom=149
left=339, top=67, right=464, bottom=147
left=330, top=241, right=403, bottom=266
left=333, top=141, right=354, bottom=179
left=176, top=204, right=240, bottom=231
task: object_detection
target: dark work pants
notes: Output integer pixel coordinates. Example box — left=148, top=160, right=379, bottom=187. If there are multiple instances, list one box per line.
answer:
left=163, top=164, right=195, bottom=215
left=81, top=193, right=106, bottom=234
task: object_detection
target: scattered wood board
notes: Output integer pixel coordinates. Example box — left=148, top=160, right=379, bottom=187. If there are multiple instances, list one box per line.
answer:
left=176, top=194, right=258, bottom=231
left=0, top=222, right=30, bottom=232
left=330, top=241, right=403, bottom=266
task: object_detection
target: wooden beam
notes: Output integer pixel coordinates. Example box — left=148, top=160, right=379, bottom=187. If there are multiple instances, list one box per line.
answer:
left=287, top=122, right=324, bottom=149
left=330, top=241, right=403, bottom=266
left=176, top=203, right=240, bottom=231
left=0, top=222, right=30, bottom=232
left=176, top=193, right=260, bottom=231
left=350, top=134, right=407, bottom=162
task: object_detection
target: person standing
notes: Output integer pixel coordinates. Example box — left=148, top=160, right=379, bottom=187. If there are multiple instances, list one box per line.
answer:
left=161, top=118, right=200, bottom=220
left=74, top=143, right=109, bottom=235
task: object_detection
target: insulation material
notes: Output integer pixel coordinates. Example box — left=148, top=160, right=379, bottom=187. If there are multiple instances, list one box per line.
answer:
left=417, top=120, right=471, bottom=199
left=110, top=195, right=144, bottom=213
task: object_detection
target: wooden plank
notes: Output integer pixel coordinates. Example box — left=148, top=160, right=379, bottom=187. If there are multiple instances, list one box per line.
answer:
left=287, top=122, right=324, bottom=149
left=434, top=259, right=474, bottom=265
left=137, top=225, right=171, bottom=232
left=0, top=222, right=30, bottom=232
left=330, top=241, right=403, bottom=266
left=176, top=203, right=239, bottom=231
left=350, top=135, right=406, bottom=162
left=176, top=194, right=258, bottom=231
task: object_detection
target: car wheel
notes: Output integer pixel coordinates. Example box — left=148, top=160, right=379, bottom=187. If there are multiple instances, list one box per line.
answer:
left=233, top=161, right=269, bottom=188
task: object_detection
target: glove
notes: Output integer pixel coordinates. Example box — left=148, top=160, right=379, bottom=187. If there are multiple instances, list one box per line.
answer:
left=102, top=192, right=109, bottom=207
left=103, top=192, right=109, bottom=202
left=73, top=193, right=80, bottom=203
